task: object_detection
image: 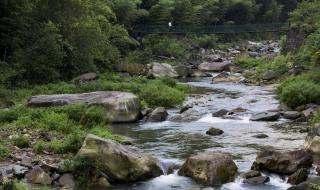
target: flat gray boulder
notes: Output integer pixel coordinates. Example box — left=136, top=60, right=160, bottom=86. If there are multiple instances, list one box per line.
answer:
left=147, top=62, right=178, bottom=78
left=198, top=61, right=231, bottom=72
left=27, top=91, right=140, bottom=123
left=250, top=112, right=280, bottom=121
left=77, top=134, right=163, bottom=182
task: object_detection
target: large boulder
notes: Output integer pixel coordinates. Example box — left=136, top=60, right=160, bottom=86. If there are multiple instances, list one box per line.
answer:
left=212, top=72, right=242, bottom=83
left=250, top=112, right=280, bottom=121
left=282, top=111, right=301, bottom=120
left=243, top=176, right=270, bottom=185
left=251, top=149, right=313, bottom=175
left=27, top=91, right=140, bottom=123
left=147, top=62, right=178, bottom=78
left=77, top=134, right=163, bottom=182
left=147, top=107, right=168, bottom=122
left=206, top=128, right=224, bottom=136
left=178, top=152, right=237, bottom=186
left=304, top=124, right=320, bottom=154
left=198, top=61, right=231, bottom=72
left=174, top=64, right=191, bottom=77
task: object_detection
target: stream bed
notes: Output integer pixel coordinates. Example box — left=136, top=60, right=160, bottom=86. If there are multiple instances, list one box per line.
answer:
left=109, top=77, right=306, bottom=190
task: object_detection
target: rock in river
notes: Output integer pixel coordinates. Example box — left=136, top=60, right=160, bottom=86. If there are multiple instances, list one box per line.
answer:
left=178, top=152, right=237, bottom=186
left=77, top=134, right=163, bottom=183
left=206, top=127, right=224, bottom=136
left=282, top=111, right=301, bottom=120
left=287, top=177, right=320, bottom=190
left=250, top=112, right=280, bottom=121
left=243, top=176, right=270, bottom=185
left=170, top=109, right=202, bottom=122
left=147, top=107, right=168, bottom=122
left=240, top=170, right=261, bottom=179
left=27, top=91, right=140, bottom=123
left=251, top=149, right=313, bottom=175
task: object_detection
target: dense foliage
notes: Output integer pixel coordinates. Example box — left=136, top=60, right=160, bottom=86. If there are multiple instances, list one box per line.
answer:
left=0, top=0, right=298, bottom=86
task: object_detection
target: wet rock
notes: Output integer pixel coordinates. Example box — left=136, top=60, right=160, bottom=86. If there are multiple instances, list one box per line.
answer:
left=27, top=91, right=140, bottom=123
left=287, top=177, right=320, bottom=190
left=180, top=104, right=193, bottom=114
left=59, top=173, right=75, bottom=189
left=178, top=152, right=237, bottom=186
left=169, top=109, right=201, bottom=122
left=212, top=109, right=229, bottom=117
left=252, top=134, right=269, bottom=139
left=96, top=177, right=111, bottom=188
left=26, top=166, right=52, bottom=185
left=212, top=72, right=242, bottom=83
left=198, top=61, right=231, bottom=72
left=231, top=107, right=247, bottom=113
left=147, top=107, right=168, bottom=122
left=287, top=168, right=308, bottom=185
left=206, top=128, right=224, bottom=136
left=77, top=134, right=163, bottom=182
left=240, top=170, right=261, bottom=179
left=141, top=108, right=153, bottom=118
left=243, top=176, right=270, bottom=185
left=147, top=62, right=178, bottom=78
left=250, top=112, right=280, bottom=121
left=229, top=65, right=245, bottom=73
left=71, top=72, right=97, bottom=84
left=251, top=149, right=313, bottom=175
left=282, top=111, right=301, bottom=120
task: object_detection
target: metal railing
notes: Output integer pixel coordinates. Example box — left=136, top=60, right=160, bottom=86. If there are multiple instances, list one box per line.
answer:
left=133, top=23, right=289, bottom=34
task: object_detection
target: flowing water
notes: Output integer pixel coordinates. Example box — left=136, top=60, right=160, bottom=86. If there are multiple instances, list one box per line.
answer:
left=109, top=77, right=306, bottom=190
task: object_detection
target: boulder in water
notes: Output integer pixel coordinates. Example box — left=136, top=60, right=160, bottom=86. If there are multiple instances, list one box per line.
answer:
left=147, top=107, right=168, bottom=122
left=77, top=134, right=163, bottom=182
left=252, top=134, right=269, bottom=139
left=170, top=109, right=202, bottom=122
left=27, top=91, right=140, bottom=123
left=250, top=112, right=280, bottom=121
left=282, top=111, right=301, bottom=120
left=212, top=72, right=242, bottom=83
left=212, top=109, right=229, bottom=117
left=251, top=149, right=313, bottom=175
left=243, top=176, right=270, bottom=185
left=206, top=128, right=224, bottom=136
left=178, top=152, right=237, bottom=186
left=240, top=170, right=261, bottom=179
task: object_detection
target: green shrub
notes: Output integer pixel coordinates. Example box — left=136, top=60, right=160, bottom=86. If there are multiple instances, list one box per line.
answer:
left=278, top=79, right=320, bottom=108
left=90, top=127, right=122, bottom=142
left=33, top=140, right=47, bottom=154
left=310, top=112, right=320, bottom=126
left=48, top=131, right=85, bottom=154
left=80, top=106, right=110, bottom=128
left=234, top=56, right=264, bottom=69
left=12, top=135, right=31, bottom=149
left=37, top=112, right=76, bottom=133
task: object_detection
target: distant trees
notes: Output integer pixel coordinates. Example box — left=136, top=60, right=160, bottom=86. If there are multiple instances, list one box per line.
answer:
left=0, top=0, right=300, bottom=86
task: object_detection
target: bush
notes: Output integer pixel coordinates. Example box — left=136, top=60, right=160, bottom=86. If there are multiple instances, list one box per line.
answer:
left=12, top=135, right=31, bottom=149
left=80, top=106, right=110, bottom=128
left=90, top=127, right=122, bottom=142
left=48, top=131, right=85, bottom=154
left=278, top=79, right=320, bottom=108
left=234, top=56, right=264, bottom=69
left=310, top=112, right=320, bottom=126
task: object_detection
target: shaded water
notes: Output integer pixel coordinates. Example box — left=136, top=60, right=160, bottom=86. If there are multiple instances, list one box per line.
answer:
left=109, top=77, right=306, bottom=190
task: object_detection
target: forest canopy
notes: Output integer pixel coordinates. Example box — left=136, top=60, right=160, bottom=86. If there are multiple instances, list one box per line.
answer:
left=0, top=0, right=299, bottom=86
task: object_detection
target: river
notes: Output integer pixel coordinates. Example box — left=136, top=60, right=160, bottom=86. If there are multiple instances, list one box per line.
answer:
left=109, top=77, right=306, bottom=190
